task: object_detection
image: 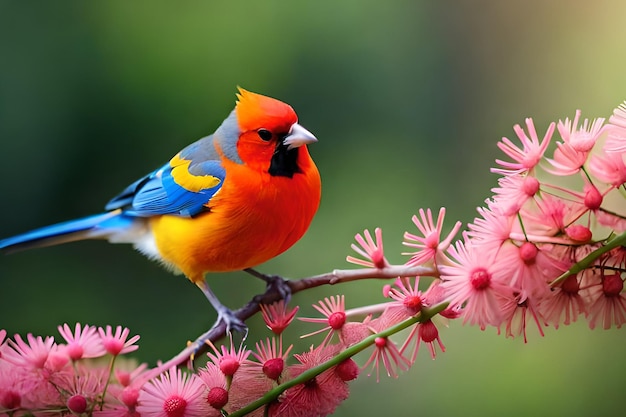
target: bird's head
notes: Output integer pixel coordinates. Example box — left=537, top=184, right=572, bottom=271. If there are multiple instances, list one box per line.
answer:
left=228, top=88, right=317, bottom=178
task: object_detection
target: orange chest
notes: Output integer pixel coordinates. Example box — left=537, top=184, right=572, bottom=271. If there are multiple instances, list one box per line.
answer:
left=149, top=160, right=321, bottom=277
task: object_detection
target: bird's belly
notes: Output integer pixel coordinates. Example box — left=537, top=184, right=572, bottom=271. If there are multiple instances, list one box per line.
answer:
left=147, top=179, right=319, bottom=282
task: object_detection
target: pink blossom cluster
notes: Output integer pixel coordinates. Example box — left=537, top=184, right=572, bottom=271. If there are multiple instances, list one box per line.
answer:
left=0, top=304, right=365, bottom=417
left=400, top=103, right=626, bottom=340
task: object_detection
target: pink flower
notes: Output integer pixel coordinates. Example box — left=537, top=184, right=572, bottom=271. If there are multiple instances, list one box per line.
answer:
left=540, top=275, right=587, bottom=328
left=385, top=276, right=424, bottom=317
left=251, top=337, right=293, bottom=382
left=95, top=383, right=143, bottom=417
left=588, top=149, right=626, bottom=188
left=300, top=295, right=347, bottom=345
left=206, top=336, right=251, bottom=378
left=518, top=193, right=584, bottom=239
left=275, top=345, right=352, bottom=417
left=587, top=273, right=626, bottom=329
left=115, top=362, right=149, bottom=387
left=403, top=208, right=462, bottom=266
left=439, top=238, right=515, bottom=329
left=466, top=204, right=515, bottom=252
left=605, top=101, right=626, bottom=152
left=346, top=228, right=388, bottom=269
left=3, top=333, right=56, bottom=369
left=260, top=300, right=299, bottom=335
left=227, top=338, right=293, bottom=415
left=1, top=334, right=65, bottom=409
left=98, top=326, right=140, bottom=356
left=58, top=323, right=106, bottom=361
left=498, top=293, right=546, bottom=342
left=137, top=368, right=208, bottom=417
left=400, top=319, right=446, bottom=363
left=492, top=118, right=554, bottom=176
left=490, top=175, right=540, bottom=215
left=56, top=365, right=109, bottom=413
left=545, top=110, right=604, bottom=175
left=362, top=336, right=411, bottom=382
left=197, top=363, right=229, bottom=416
left=497, top=241, right=569, bottom=298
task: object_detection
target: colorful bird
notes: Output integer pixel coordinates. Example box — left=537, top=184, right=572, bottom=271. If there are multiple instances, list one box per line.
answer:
left=0, top=88, right=322, bottom=332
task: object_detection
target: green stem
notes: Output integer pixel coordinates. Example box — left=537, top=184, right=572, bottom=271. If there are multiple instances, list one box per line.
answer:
left=550, top=230, right=626, bottom=286
left=99, top=355, right=117, bottom=411
left=228, top=302, right=448, bottom=417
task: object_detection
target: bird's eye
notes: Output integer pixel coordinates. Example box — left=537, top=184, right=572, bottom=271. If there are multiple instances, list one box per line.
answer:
left=257, top=129, right=272, bottom=141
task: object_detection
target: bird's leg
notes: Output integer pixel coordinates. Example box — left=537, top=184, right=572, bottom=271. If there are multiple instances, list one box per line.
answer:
left=196, top=280, right=248, bottom=336
left=243, top=268, right=292, bottom=303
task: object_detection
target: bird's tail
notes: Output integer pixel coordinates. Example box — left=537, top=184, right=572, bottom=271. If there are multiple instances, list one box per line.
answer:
left=0, top=210, right=138, bottom=254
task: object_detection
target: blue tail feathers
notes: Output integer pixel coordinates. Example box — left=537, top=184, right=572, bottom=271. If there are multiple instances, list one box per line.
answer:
left=0, top=211, right=136, bottom=253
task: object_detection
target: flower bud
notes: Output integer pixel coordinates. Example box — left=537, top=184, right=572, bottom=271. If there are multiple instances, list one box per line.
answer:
left=565, top=225, right=592, bottom=243
left=262, top=358, right=284, bottom=381
left=207, top=387, right=228, bottom=410
left=67, top=394, right=87, bottom=414
left=336, top=358, right=359, bottom=381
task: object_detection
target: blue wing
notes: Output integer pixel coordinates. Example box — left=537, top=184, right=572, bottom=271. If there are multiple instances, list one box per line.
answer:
left=105, top=149, right=226, bottom=218
left=0, top=136, right=228, bottom=254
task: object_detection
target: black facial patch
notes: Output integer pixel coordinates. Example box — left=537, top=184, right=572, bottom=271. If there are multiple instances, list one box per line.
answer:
left=269, top=142, right=301, bottom=178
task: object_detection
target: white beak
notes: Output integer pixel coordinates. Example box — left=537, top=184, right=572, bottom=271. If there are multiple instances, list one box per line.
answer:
left=283, top=123, right=318, bottom=150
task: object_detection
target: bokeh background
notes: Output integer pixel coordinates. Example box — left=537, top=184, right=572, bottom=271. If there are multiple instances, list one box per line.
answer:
left=1, top=1, right=625, bottom=416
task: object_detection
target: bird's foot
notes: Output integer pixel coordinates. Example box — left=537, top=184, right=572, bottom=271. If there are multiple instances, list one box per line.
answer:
left=211, top=306, right=248, bottom=337
left=245, top=268, right=292, bottom=303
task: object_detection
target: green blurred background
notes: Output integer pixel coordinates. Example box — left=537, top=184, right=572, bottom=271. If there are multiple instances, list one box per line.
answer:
left=1, top=1, right=625, bottom=416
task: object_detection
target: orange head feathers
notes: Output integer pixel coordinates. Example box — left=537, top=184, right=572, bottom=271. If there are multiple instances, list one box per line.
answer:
left=235, top=87, right=298, bottom=134
left=233, top=88, right=317, bottom=176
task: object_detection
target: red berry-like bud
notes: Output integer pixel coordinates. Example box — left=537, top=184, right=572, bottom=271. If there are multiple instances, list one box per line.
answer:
left=335, top=358, right=359, bottom=381
left=565, top=225, right=592, bottom=243
left=328, top=311, right=346, bottom=330
left=519, top=242, right=538, bottom=265
left=561, top=275, right=580, bottom=294
left=602, top=273, right=624, bottom=297
left=67, top=394, right=87, bottom=414
left=219, top=357, right=240, bottom=376
left=584, top=185, right=602, bottom=210
left=374, top=337, right=387, bottom=348
left=419, top=320, right=439, bottom=343
left=207, top=387, right=229, bottom=410
left=523, top=176, right=540, bottom=196
left=262, top=358, right=284, bottom=381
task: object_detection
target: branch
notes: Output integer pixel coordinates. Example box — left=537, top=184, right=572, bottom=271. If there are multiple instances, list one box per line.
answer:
left=139, top=264, right=436, bottom=384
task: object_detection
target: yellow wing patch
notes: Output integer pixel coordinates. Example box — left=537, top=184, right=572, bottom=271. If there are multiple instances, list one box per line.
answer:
left=170, top=154, right=221, bottom=192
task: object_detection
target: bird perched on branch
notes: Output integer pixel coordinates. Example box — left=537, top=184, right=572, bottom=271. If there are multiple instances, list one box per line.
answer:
left=0, top=88, right=322, bottom=332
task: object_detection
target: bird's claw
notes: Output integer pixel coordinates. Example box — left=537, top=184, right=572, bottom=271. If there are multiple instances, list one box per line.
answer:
left=264, top=274, right=292, bottom=303
left=211, top=308, right=248, bottom=338
left=245, top=268, right=292, bottom=303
